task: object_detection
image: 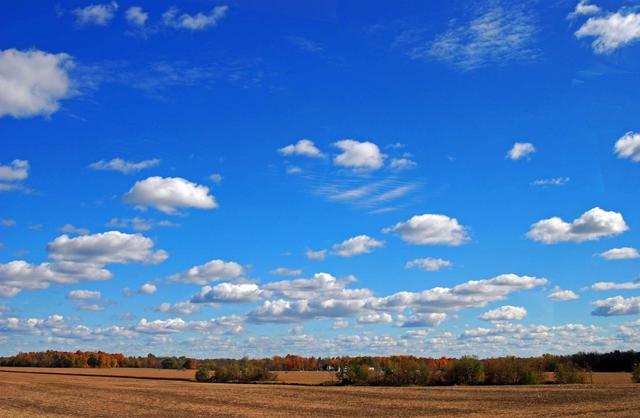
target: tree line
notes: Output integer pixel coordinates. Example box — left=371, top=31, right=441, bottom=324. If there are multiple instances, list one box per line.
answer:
left=2, top=350, right=639, bottom=385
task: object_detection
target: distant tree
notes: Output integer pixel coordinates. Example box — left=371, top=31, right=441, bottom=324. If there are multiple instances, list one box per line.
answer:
left=632, top=363, right=640, bottom=383
left=446, top=357, right=484, bottom=385
left=554, top=363, right=587, bottom=384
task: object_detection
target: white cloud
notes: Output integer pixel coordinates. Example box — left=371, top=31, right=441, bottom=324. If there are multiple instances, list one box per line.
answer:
left=0, top=48, right=74, bottom=118
left=305, top=249, right=327, bottom=261
left=568, top=1, right=601, bottom=19
left=420, top=1, right=538, bottom=71
left=332, top=235, right=384, bottom=257
left=592, top=295, right=640, bottom=316
left=396, top=312, right=447, bottom=328
left=279, top=139, right=323, bottom=158
left=0, top=160, right=29, bottom=181
left=507, top=142, right=535, bottom=160
left=406, top=257, right=452, bottom=272
left=124, top=176, right=218, bottom=215
left=169, top=259, right=244, bottom=285
left=548, top=286, right=580, bottom=301
left=479, top=305, right=527, bottom=321
left=270, top=267, right=303, bottom=277
left=135, top=315, right=243, bottom=335
left=139, top=283, right=157, bottom=295
left=126, top=6, right=148, bottom=27
left=614, top=132, right=640, bottom=162
left=527, top=207, right=628, bottom=244
left=389, top=158, right=417, bottom=170
left=105, top=217, right=179, bottom=232
left=332, top=320, right=349, bottom=329
left=89, top=158, right=160, bottom=174
left=531, top=177, right=570, bottom=187
left=191, top=283, right=264, bottom=304
left=67, top=290, right=101, bottom=300
left=384, top=213, right=469, bottom=246
left=59, top=224, right=89, bottom=235
left=576, top=11, right=640, bottom=53
left=72, top=2, right=119, bottom=26
left=0, top=219, right=16, bottom=227
left=0, top=260, right=111, bottom=297
left=162, top=5, right=228, bottom=31
left=47, top=231, right=167, bottom=265
left=158, top=301, right=201, bottom=316
left=597, top=247, right=640, bottom=260
left=286, top=166, right=302, bottom=175
left=209, top=173, right=223, bottom=184
left=333, top=140, right=385, bottom=170
left=591, top=281, right=640, bottom=291
left=357, top=312, right=393, bottom=324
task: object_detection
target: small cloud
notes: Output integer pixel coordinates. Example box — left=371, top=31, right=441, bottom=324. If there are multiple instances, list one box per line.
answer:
left=279, top=139, right=323, bottom=158
left=332, top=235, right=384, bottom=257
left=405, top=257, right=452, bottom=272
left=597, top=247, right=640, bottom=260
left=209, top=173, right=223, bottom=184
left=531, top=177, right=570, bottom=187
left=389, top=158, right=417, bottom=170
left=72, top=2, right=119, bottom=26
left=614, top=132, right=640, bottom=162
left=305, top=248, right=327, bottom=261
left=548, top=286, right=579, bottom=301
left=507, top=142, right=535, bottom=160
left=126, top=6, right=148, bottom=27
left=162, top=5, right=228, bottom=31
left=59, top=224, right=89, bottom=235
left=89, top=158, right=160, bottom=174
left=139, top=283, right=157, bottom=295
left=270, top=267, right=303, bottom=277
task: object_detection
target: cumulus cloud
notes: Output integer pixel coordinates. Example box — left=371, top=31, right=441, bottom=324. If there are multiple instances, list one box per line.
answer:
left=162, top=5, right=228, bottom=31
left=0, top=160, right=29, bottom=181
left=406, top=257, right=452, bottom=272
left=72, top=2, right=119, bottom=26
left=527, top=207, right=628, bottom=244
left=67, top=290, right=101, bottom=300
left=531, top=177, right=570, bottom=187
left=0, top=260, right=111, bottom=297
left=47, top=231, right=167, bottom=265
left=389, top=158, right=417, bottom=170
left=576, top=10, right=640, bottom=53
left=305, top=249, right=327, bottom=261
left=126, top=6, right=148, bottom=27
left=89, top=158, right=160, bottom=174
left=479, top=305, right=527, bottom=321
left=135, top=315, right=243, bottom=335
left=614, top=132, right=640, bottom=162
left=0, top=49, right=74, bottom=118
left=270, top=267, right=303, bottom=277
left=592, top=295, right=640, bottom=316
left=548, top=286, right=580, bottom=301
left=384, top=213, right=469, bottom=246
left=169, top=259, right=244, bottom=285
left=124, top=176, right=218, bottom=215
left=591, top=280, right=640, bottom=291
left=357, top=312, right=393, bottom=324
left=597, top=247, right=640, bottom=260
left=279, top=139, right=323, bottom=158
left=418, top=1, right=538, bottom=71
left=139, top=283, right=157, bottom=295
left=507, top=142, right=535, bottom=160
left=333, top=140, right=386, bottom=170
left=568, top=1, right=601, bottom=19
left=332, top=235, right=384, bottom=257
left=158, top=301, right=201, bottom=316
left=191, top=283, right=264, bottom=304
left=395, top=312, right=447, bottom=328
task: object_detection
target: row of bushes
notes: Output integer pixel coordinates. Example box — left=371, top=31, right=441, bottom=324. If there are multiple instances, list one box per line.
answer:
left=195, top=360, right=275, bottom=383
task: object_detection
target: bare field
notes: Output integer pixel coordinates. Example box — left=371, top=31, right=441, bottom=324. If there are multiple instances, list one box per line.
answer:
left=1, top=371, right=639, bottom=417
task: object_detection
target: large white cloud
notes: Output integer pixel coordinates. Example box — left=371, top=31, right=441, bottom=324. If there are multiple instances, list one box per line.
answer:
left=162, top=5, right=228, bottom=30
left=0, top=49, right=74, bottom=118
left=169, top=259, right=244, bottom=285
left=592, top=296, right=640, bottom=316
left=332, top=235, right=384, bottom=257
left=479, top=305, right=527, bottom=321
left=406, top=257, right=452, bottom=272
left=384, top=214, right=469, bottom=246
left=0, top=261, right=111, bottom=297
left=279, top=139, right=323, bottom=158
left=507, top=142, right=535, bottom=160
left=89, top=158, right=160, bottom=174
left=72, top=2, right=119, bottom=26
left=598, top=247, right=640, bottom=260
left=527, top=207, right=628, bottom=244
left=576, top=11, right=640, bottom=53
left=191, top=283, right=264, bottom=304
left=614, top=132, right=640, bottom=162
left=124, top=176, right=218, bottom=215
left=333, top=140, right=385, bottom=170
left=47, top=231, right=167, bottom=265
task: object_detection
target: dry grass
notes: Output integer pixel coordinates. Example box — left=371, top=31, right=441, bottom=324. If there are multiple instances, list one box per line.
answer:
left=1, top=370, right=639, bottom=417
left=542, top=371, right=632, bottom=384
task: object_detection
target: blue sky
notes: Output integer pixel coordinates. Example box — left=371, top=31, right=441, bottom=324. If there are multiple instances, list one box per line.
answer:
left=1, top=0, right=640, bottom=358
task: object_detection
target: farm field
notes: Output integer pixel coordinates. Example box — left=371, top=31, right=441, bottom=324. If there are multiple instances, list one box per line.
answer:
left=1, top=370, right=639, bottom=417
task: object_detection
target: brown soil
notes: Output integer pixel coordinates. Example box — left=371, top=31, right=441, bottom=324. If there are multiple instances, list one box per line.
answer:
left=0, top=370, right=638, bottom=417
